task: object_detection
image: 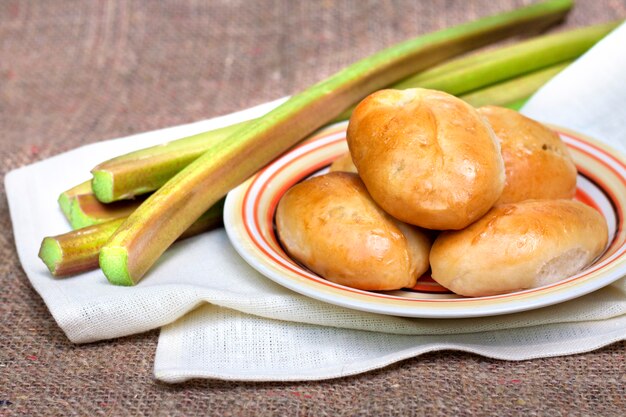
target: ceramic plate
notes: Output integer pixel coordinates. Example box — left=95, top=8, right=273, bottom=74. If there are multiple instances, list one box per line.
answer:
left=224, top=121, right=626, bottom=318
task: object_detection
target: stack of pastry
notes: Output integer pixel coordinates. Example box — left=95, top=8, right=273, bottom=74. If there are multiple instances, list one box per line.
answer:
left=276, top=88, right=608, bottom=297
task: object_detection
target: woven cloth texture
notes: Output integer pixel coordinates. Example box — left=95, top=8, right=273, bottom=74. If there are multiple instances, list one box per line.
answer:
left=1, top=0, right=625, bottom=415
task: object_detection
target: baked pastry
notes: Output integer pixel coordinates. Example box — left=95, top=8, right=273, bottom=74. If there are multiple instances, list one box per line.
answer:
left=478, top=106, right=577, bottom=204
left=347, top=88, right=505, bottom=230
left=329, top=152, right=358, bottom=173
left=276, top=172, right=431, bottom=290
left=430, top=199, right=608, bottom=297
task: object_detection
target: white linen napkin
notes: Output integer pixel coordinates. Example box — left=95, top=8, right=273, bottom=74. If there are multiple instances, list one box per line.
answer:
left=6, top=23, right=626, bottom=383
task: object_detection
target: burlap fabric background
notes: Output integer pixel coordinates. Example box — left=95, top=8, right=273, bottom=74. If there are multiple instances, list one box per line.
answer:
left=2, top=1, right=625, bottom=415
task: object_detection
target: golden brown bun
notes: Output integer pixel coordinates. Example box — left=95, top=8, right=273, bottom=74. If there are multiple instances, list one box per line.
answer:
left=347, top=88, right=505, bottom=230
left=329, top=152, right=358, bottom=173
left=430, top=199, right=608, bottom=297
left=276, top=172, right=431, bottom=290
left=478, top=106, right=577, bottom=205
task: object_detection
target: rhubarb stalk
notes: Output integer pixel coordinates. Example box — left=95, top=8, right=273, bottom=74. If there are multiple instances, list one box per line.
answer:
left=58, top=180, right=146, bottom=229
left=40, top=218, right=126, bottom=276
left=99, top=0, right=574, bottom=285
left=68, top=194, right=146, bottom=229
left=40, top=200, right=224, bottom=277
left=91, top=121, right=247, bottom=203
left=391, top=21, right=616, bottom=92
left=58, top=180, right=92, bottom=219
left=460, top=60, right=571, bottom=108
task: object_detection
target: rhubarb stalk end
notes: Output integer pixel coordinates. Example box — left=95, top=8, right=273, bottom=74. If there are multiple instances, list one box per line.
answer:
left=100, top=246, right=135, bottom=286
left=58, top=194, right=73, bottom=220
left=92, top=170, right=115, bottom=203
left=39, top=238, right=63, bottom=276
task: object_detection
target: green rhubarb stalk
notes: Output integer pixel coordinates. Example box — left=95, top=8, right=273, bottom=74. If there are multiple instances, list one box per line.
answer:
left=392, top=21, right=616, bottom=92
left=460, top=60, right=570, bottom=108
left=39, top=200, right=224, bottom=277
left=91, top=0, right=587, bottom=204
left=58, top=180, right=145, bottom=229
left=92, top=121, right=248, bottom=203
left=40, top=218, right=126, bottom=276
left=58, top=180, right=92, bottom=219
left=99, top=0, right=574, bottom=286
left=68, top=194, right=146, bottom=229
